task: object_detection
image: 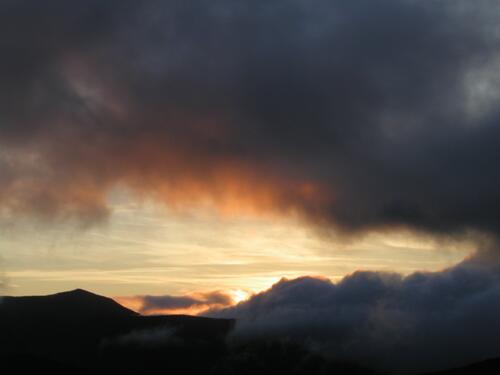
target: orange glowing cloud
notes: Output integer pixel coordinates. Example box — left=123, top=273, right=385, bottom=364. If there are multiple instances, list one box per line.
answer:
left=2, top=0, right=498, bottom=240
left=0, top=122, right=336, bottom=227
left=115, top=290, right=244, bottom=316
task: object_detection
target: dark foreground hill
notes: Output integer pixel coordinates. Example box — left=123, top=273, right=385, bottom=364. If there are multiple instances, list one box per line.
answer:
left=1, top=289, right=498, bottom=375
left=0, top=289, right=377, bottom=375
left=0, top=289, right=234, bottom=374
left=428, top=358, right=500, bottom=375
left=0, top=288, right=137, bottom=319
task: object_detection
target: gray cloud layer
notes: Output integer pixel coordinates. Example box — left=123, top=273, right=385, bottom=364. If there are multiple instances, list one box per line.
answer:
left=138, top=291, right=233, bottom=314
left=210, top=252, right=500, bottom=373
left=1, top=0, right=500, bottom=238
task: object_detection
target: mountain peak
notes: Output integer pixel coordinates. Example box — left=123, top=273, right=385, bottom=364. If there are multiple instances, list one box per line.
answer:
left=70, top=288, right=89, bottom=293
left=58, top=288, right=98, bottom=297
left=0, top=288, right=138, bottom=319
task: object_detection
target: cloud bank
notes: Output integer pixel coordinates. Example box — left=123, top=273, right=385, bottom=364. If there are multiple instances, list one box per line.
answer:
left=1, top=0, right=500, bottom=238
left=210, top=252, right=500, bottom=373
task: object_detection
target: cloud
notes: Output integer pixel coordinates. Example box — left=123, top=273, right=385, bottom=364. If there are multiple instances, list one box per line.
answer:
left=210, top=252, right=500, bottom=373
left=1, top=0, right=500, bottom=239
left=118, top=291, right=234, bottom=315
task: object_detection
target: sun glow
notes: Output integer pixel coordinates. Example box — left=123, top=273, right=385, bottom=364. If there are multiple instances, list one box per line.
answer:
left=230, top=289, right=251, bottom=304
left=2, top=192, right=473, bottom=298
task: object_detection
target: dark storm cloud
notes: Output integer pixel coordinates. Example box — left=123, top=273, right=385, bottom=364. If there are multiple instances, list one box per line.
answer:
left=1, top=0, right=500, bottom=236
left=138, top=291, right=233, bottom=314
left=210, top=252, right=500, bottom=373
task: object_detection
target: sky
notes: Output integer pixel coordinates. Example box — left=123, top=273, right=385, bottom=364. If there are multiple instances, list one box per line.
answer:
left=2, top=190, right=471, bottom=298
left=2, top=1, right=500, bottom=371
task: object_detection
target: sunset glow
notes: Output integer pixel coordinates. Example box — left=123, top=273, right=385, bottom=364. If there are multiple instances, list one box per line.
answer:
left=2, top=2, right=500, bottom=373
left=1, top=194, right=473, bottom=298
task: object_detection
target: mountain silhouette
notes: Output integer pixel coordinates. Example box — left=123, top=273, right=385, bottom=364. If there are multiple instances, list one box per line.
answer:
left=428, top=358, right=500, bottom=375
left=0, top=289, right=137, bottom=319
left=0, top=289, right=234, bottom=374
left=1, top=289, right=498, bottom=374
